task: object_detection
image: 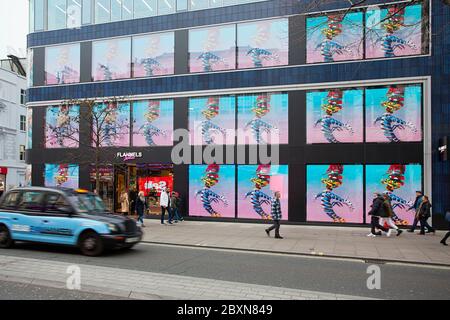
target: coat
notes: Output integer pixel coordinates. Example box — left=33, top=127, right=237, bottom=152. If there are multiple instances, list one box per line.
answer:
left=368, top=196, right=385, bottom=217
left=380, top=199, right=393, bottom=218
left=160, top=191, right=169, bottom=207
left=271, top=198, right=282, bottom=221
left=417, top=201, right=432, bottom=220
left=120, top=193, right=129, bottom=213
left=136, top=197, right=147, bottom=216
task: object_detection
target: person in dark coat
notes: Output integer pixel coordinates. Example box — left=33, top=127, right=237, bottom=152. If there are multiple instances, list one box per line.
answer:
left=417, top=195, right=435, bottom=235
left=265, top=191, right=283, bottom=239
left=129, top=187, right=137, bottom=216
left=367, top=193, right=390, bottom=237
left=407, top=191, right=423, bottom=233
left=381, top=194, right=403, bottom=237
left=136, top=191, right=148, bottom=227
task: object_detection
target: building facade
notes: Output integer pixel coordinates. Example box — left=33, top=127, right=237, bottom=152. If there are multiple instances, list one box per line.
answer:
left=0, top=58, right=28, bottom=197
left=26, top=0, right=450, bottom=228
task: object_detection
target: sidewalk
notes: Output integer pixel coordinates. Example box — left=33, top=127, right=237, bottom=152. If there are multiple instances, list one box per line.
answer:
left=141, top=219, right=450, bottom=266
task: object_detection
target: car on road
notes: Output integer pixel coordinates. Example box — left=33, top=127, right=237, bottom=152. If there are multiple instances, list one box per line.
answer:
left=0, top=187, right=142, bottom=256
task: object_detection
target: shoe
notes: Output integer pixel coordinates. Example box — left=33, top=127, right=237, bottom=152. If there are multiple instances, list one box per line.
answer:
left=275, top=236, right=284, bottom=239
left=141, top=224, right=145, bottom=228
left=397, top=229, right=403, bottom=237
left=265, top=229, right=270, bottom=237
left=385, top=229, right=392, bottom=237
left=441, top=240, right=448, bottom=246
left=426, top=230, right=436, bottom=234
left=174, top=220, right=179, bottom=223
left=418, top=232, right=425, bottom=235
left=407, top=229, right=414, bottom=233
left=367, top=233, right=376, bottom=237
left=168, top=222, right=173, bottom=225
left=161, top=222, right=165, bottom=225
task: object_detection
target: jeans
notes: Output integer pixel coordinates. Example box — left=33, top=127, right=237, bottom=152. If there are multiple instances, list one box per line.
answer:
left=171, top=207, right=182, bottom=221
left=137, top=214, right=144, bottom=224
left=419, top=217, right=434, bottom=234
left=267, top=220, right=281, bottom=237
left=409, top=218, right=419, bottom=231
left=442, top=232, right=450, bottom=243
left=161, top=206, right=168, bottom=224
left=371, top=216, right=389, bottom=234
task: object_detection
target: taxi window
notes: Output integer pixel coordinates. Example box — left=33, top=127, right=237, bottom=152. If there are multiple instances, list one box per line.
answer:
left=0, top=192, right=21, bottom=209
left=45, top=193, right=73, bottom=215
left=16, top=191, right=45, bottom=213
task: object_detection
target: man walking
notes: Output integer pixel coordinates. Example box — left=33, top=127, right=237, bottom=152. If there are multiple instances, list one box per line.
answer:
left=170, top=191, right=184, bottom=222
left=417, top=195, right=435, bottom=235
left=367, top=193, right=390, bottom=237
left=407, top=191, right=423, bottom=233
left=160, top=187, right=170, bottom=225
left=265, top=191, right=283, bottom=239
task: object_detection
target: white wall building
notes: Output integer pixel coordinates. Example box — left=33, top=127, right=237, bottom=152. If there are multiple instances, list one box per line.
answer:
left=0, top=57, right=28, bottom=196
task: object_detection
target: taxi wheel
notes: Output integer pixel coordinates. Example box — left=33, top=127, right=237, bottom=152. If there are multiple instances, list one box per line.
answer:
left=0, top=225, right=14, bottom=249
left=79, top=231, right=104, bottom=256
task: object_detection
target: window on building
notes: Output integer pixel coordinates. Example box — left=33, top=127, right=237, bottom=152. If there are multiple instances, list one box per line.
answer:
left=111, top=0, right=122, bottom=21
left=20, top=89, right=26, bottom=105
left=67, top=0, right=82, bottom=28
left=189, top=0, right=208, bottom=10
left=95, top=0, right=111, bottom=23
left=158, top=0, right=175, bottom=15
left=134, top=0, right=157, bottom=18
left=20, top=115, right=27, bottom=132
left=176, top=0, right=188, bottom=11
left=210, top=0, right=223, bottom=8
left=82, top=0, right=93, bottom=24
left=122, top=0, right=133, bottom=20
left=34, top=0, right=45, bottom=31
left=29, top=0, right=35, bottom=33
left=20, top=145, right=26, bottom=161
left=48, top=0, right=68, bottom=30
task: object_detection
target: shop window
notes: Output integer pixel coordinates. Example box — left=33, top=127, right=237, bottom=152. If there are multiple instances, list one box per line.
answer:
left=237, top=92, right=289, bottom=145
left=365, top=84, right=422, bottom=143
left=45, top=44, right=81, bottom=85
left=132, top=99, right=174, bottom=146
left=45, top=105, right=80, bottom=148
left=92, top=37, right=131, bottom=81
left=306, top=164, right=363, bottom=224
left=44, top=164, right=79, bottom=189
left=189, top=96, right=236, bottom=145
left=132, top=32, right=175, bottom=77
left=189, top=24, right=236, bottom=73
left=48, top=0, right=67, bottom=30
left=189, top=164, right=236, bottom=218
left=95, top=0, right=111, bottom=23
left=306, top=89, right=364, bottom=144
left=237, top=18, right=289, bottom=69
left=306, top=11, right=364, bottom=63
left=237, top=165, right=289, bottom=220
left=134, top=0, right=157, bottom=18
left=365, top=164, right=422, bottom=225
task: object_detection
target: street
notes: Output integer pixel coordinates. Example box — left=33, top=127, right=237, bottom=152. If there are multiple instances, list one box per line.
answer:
left=0, top=241, right=449, bottom=300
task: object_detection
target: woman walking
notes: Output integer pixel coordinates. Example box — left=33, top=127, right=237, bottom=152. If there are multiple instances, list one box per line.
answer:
left=367, top=193, right=390, bottom=237
left=417, top=196, right=435, bottom=235
left=136, top=191, right=147, bottom=227
left=381, top=194, right=403, bottom=237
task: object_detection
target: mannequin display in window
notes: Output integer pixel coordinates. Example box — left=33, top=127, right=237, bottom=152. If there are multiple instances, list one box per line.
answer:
left=120, top=190, right=129, bottom=216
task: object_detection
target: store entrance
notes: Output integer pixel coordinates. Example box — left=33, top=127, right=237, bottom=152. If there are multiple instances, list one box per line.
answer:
left=114, top=163, right=174, bottom=215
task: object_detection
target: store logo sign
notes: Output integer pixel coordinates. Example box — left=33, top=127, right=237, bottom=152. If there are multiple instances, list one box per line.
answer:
left=116, top=152, right=143, bottom=162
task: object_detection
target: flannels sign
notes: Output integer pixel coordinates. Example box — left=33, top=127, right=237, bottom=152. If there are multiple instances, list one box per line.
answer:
left=116, top=152, right=143, bottom=162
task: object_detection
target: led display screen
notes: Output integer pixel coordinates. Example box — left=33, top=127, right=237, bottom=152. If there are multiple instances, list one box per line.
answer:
left=45, top=44, right=80, bottom=85
left=45, top=105, right=79, bottom=148
left=44, top=164, right=79, bottom=189
left=92, top=102, right=130, bottom=147
left=92, top=38, right=131, bottom=81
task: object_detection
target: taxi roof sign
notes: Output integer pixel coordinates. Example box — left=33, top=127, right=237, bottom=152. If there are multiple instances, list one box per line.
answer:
left=75, top=188, right=89, bottom=193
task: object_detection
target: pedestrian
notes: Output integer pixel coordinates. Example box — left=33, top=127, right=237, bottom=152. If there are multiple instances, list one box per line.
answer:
left=120, top=190, right=129, bottom=216
left=417, top=195, right=435, bottom=235
left=129, top=187, right=137, bottom=216
left=170, top=191, right=183, bottom=222
left=160, top=187, right=171, bottom=225
left=265, top=191, right=283, bottom=239
left=136, top=191, right=147, bottom=227
left=367, top=193, right=390, bottom=237
left=407, top=191, right=423, bottom=233
left=380, top=194, right=403, bottom=237
left=440, top=211, right=450, bottom=246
